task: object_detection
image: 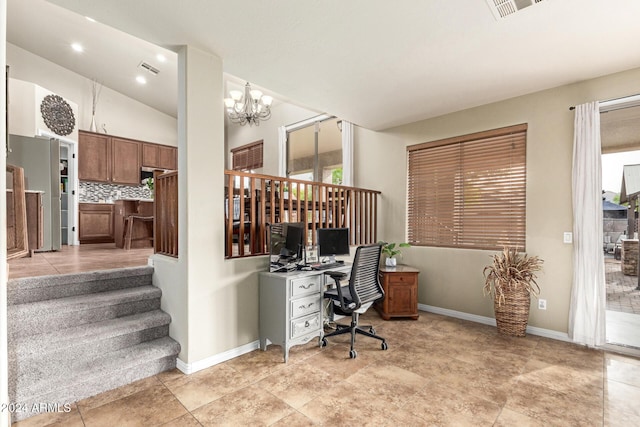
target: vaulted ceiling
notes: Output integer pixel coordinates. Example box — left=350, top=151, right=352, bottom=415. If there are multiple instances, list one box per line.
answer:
left=9, top=0, right=640, bottom=131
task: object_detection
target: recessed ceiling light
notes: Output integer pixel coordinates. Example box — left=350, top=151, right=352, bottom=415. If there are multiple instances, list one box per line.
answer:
left=156, top=54, right=166, bottom=63
left=85, top=16, right=96, bottom=23
left=71, top=43, right=83, bottom=53
left=136, top=75, right=147, bottom=85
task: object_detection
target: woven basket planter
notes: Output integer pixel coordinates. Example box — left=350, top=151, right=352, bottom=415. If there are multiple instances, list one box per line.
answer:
left=493, top=283, right=530, bottom=337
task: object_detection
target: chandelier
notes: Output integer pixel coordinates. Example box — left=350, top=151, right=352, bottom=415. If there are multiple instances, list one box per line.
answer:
left=224, top=82, right=273, bottom=126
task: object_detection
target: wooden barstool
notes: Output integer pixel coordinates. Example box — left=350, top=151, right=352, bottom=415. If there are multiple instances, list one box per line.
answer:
left=123, top=215, right=154, bottom=250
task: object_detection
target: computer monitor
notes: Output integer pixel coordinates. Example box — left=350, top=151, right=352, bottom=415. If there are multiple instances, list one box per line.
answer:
left=317, top=228, right=350, bottom=263
left=284, top=222, right=304, bottom=260
left=268, top=222, right=305, bottom=272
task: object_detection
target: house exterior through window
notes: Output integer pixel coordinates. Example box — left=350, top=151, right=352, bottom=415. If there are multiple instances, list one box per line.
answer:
left=407, top=123, right=527, bottom=251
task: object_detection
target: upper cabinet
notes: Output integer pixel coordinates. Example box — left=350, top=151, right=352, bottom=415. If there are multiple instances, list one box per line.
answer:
left=142, top=142, right=177, bottom=170
left=111, top=138, right=142, bottom=185
left=78, top=132, right=111, bottom=183
left=80, top=130, right=179, bottom=186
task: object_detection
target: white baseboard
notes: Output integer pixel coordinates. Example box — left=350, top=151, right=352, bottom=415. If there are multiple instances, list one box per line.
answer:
left=176, top=340, right=260, bottom=374
left=418, top=303, right=571, bottom=343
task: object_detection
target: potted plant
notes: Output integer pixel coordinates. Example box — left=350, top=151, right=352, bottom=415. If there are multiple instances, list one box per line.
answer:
left=483, top=247, right=543, bottom=337
left=378, top=241, right=411, bottom=267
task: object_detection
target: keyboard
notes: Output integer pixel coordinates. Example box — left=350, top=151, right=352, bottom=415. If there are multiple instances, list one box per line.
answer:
left=311, top=262, right=344, bottom=270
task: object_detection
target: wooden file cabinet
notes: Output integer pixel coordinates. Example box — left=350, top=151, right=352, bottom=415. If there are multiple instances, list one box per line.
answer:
left=376, top=265, right=420, bottom=320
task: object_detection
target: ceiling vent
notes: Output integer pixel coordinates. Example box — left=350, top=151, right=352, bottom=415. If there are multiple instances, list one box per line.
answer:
left=138, top=61, right=160, bottom=75
left=486, top=0, right=544, bottom=20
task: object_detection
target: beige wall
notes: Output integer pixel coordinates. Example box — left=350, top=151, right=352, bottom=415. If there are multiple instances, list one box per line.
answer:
left=7, top=43, right=177, bottom=146
left=225, top=102, right=319, bottom=175
left=355, top=66, right=640, bottom=334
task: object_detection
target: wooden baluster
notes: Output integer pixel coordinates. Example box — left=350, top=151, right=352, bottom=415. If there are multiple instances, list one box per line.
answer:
left=226, top=174, right=234, bottom=258
left=249, top=176, right=256, bottom=255
left=260, top=179, right=267, bottom=253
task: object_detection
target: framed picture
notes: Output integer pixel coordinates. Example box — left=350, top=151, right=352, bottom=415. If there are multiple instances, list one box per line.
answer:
left=305, top=245, right=319, bottom=264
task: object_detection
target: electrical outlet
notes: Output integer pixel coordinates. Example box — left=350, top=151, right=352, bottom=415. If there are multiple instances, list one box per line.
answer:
left=563, top=232, right=573, bottom=244
left=538, top=299, right=547, bottom=310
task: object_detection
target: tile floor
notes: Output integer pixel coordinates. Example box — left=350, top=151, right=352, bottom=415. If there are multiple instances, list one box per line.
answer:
left=7, top=244, right=154, bottom=280
left=12, top=310, right=640, bottom=426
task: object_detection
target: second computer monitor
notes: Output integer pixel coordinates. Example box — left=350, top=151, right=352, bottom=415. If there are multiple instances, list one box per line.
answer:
left=317, top=227, right=350, bottom=263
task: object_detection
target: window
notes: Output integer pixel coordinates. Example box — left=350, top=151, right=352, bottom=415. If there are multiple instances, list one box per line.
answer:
left=287, top=117, right=342, bottom=183
left=407, top=124, right=527, bottom=251
left=231, top=140, right=263, bottom=171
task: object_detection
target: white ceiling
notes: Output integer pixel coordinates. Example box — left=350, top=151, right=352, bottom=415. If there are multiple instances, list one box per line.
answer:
left=9, top=0, right=640, bottom=131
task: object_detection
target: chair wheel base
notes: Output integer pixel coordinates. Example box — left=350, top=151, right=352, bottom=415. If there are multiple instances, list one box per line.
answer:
left=349, top=349, right=357, bottom=359
left=320, top=338, right=328, bottom=348
left=381, top=342, right=388, bottom=351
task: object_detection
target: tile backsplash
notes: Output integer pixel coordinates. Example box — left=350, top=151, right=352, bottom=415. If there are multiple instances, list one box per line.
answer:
left=79, top=181, right=152, bottom=202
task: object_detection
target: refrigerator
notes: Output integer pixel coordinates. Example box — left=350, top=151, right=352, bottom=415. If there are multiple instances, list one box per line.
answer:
left=7, top=134, right=64, bottom=251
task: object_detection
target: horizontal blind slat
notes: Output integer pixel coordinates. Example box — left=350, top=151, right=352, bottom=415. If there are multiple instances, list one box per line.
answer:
left=407, top=127, right=526, bottom=251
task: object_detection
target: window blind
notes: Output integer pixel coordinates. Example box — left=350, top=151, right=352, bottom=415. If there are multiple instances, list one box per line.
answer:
left=407, top=124, right=527, bottom=251
left=232, top=140, right=263, bottom=171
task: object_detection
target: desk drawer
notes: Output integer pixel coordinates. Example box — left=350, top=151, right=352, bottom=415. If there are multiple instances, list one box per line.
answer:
left=290, top=276, right=321, bottom=297
left=291, top=313, right=321, bottom=339
left=291, top=295, right=321, bottom=319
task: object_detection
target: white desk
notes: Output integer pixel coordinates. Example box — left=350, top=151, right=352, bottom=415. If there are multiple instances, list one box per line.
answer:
left=259, top=263, right=351, bottom=362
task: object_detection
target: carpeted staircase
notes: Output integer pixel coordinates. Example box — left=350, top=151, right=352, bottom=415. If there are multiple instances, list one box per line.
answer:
left=7, top=266, right=180, bottom=422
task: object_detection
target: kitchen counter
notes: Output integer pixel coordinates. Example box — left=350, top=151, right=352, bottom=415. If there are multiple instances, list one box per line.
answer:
left=117, top=198, right=154, bottom=202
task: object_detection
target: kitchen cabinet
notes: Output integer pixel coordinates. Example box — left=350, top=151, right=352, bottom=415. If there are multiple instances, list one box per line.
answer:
left=111, top=138, right=142, bottom=185
left=375, top=265, right=420, bottom=320
left=78, top=132, right=110, bottom=183
left=80, top=131, right=174, bottom=185
left=142, top=143, right=177, bottom=170
left=79, top=203, right=115, bottom=244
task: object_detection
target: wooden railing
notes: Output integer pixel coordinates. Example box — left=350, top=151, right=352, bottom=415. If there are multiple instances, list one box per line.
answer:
left=154, top=170, right=178, bottom=257
left=224, top=170, right=381, bottom=259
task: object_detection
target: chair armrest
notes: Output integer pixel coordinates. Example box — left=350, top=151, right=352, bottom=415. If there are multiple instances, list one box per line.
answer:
left=324, top=271, right=349, bottom=309
left=324, top=271, right=348, bottom=281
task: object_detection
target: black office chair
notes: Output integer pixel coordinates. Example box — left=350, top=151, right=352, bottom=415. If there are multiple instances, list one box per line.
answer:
left=321, top=244, right=388, bottom=359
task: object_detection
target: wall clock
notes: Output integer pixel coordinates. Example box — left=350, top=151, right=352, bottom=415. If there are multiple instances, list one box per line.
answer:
left=40, top=94, right=76, bottom=136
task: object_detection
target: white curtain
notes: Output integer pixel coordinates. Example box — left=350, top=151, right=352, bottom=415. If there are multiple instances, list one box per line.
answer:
left=277, top=125, right=287, bottom=177
left=569, top=101, right=606, bottom=347
left=341, top=120, right=354, bottom=186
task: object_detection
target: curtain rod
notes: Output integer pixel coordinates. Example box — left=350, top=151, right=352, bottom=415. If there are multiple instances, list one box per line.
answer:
left=569, top=93, right=640, bottom=111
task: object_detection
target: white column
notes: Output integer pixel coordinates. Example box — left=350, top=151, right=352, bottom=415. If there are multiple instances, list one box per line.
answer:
left=178, top=46, right=228, bottom=363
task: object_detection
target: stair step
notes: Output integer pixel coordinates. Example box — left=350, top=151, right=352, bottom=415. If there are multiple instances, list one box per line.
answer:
left=8, top=266, right=154, bottom=305
left=10, top=337, right=180, bottom=421
left=9, top=310, right=172, bottom=391
left=8, top=286, right=161, bottom=339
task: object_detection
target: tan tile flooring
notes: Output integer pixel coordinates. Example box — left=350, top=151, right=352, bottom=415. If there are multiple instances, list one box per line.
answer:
left=11, top=310, right=640, bottom=426
left=7, top=248, right=640, bottom=425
